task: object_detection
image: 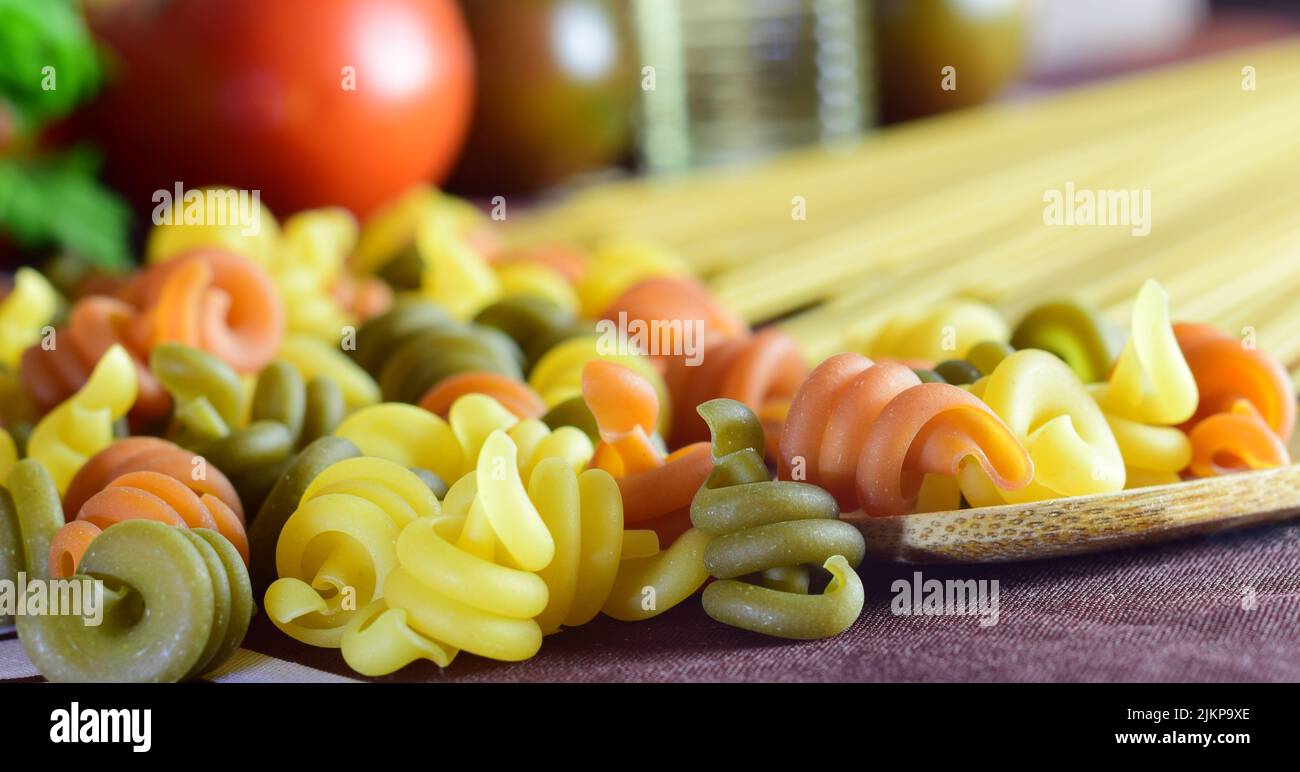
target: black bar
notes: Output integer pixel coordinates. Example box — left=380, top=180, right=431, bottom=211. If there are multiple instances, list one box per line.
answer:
left=0, top=682, right=1287, bottom=758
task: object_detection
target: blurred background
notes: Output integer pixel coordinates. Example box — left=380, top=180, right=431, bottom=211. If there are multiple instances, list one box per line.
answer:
left=1, top=0, right=1299, bottom=269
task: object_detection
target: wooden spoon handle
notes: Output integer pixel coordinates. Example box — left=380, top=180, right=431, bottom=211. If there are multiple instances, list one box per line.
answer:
left=845, top=463, right=1300, bottom=563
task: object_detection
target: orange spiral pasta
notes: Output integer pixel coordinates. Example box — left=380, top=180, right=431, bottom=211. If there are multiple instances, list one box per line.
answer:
left=330, top=272, right=394, bottom=322
left=488, top=243, right=591, bottom=310
left=417, top=370, right=547, bottom=420
left=20, top=295, right=170, bottom=418
left=602, top=276, right=748, bottom=342
left=582, top=360, right=713, bottom=544
left=21, top=248, right=283, bottom=419
left=1187, top=400, right=1290, bottom=477
left=49, top=437, right=248, bottom=578
left=601, top=276, right=806, bottom=452
left=1173, top=323, right=1294, bottom=476
left=661, top=329, right=806, bottom=455
left=62, top=437, right=244, bottom=525
left=50, top=471, right=248, bottom=578
left=779, top=353, right=1034, bottom=517
left=488, top=244, right=590, bottom=284
left=126, top=248, right=284, bottom=374
left=1173, top=323, right=1295, bottom=442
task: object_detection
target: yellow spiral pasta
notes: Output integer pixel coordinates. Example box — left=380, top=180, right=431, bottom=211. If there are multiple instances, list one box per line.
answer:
left=960, top=349, right=1124, bottom=504
left=0, top=427, right=16, bottom=482
left=340, top=431, right=554, bottom=673
left=145, top=187, right=281, bottom=268
left=1096, top=280, right=1199, bottom=425
left=1092, top=280, right=1197, bottom=485
left=335, top=426, right=678, bottom=676
left=0, top=268, right=59, bottom=369
left=275, top=209, right=359, bottom=340
left=349, top=186, right=441, bottom=276
left=870, top=299, right=1010, bottom=364
left=490, top=237, right=684, bottom=318
left=494, top=261, right=581, bottom=314
left=505, top=412, right=595, bottom=481
left=351, top=186, right=494, bottom=277
left=576, top=240, right=691, bottom=318
left=531, top=459, right=624, bottom=634
left=441, top=392, right=593, bottom=479
left=264, top=456, right=440, bottom=648
left=145, top=188, right=371, bottom=346
left=415, top=210, right=501, bottom=320
left=334, top=393, right=593, bottom=489
left=353, top=191, right=686, bottom=323
left=354, top=196, right=500, bottom=314
left=26, top=345, right=138, bottom=494
left=334, top=402, right=468, bottom=484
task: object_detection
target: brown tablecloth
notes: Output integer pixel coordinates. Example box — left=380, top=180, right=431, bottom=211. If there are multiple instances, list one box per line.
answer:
left=231, top=518, right=1300, bottom=683
left=4, top=519, right=1296, bottom=683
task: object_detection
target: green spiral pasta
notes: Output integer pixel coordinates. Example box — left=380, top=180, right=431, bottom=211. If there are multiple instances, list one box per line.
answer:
left=200, top=420, right=296, bottom=513
left=690, top=399, right=865, bottom=639
left=932, top=359, right=983, bottom=386
left=474, top=296, right=593, bottom=373
left=251, top=360, right=307, bottom=440
left=916, top=340, right=1017, bottom=386
left=965, top=339, right=1017, bottom=376
left=247, top=436, right=362, bottom=590
left=374, top=242, right=425, bottom=291
left=0, top=490, right=17, bottom=628
left=349, top=301, right=524, bottom=403
left=541, top=396, right=601, bottom=442
left=349, top=301, right=453, bottom=371
left=150, top=342, right=245, bottom=444
left=300, top=376, right=348, bottom=447
left=5, top=460, right=251, bottom=682
left=152, top=344, right=351, bottom=514
left=1, top=459, right=63, bottom=628
left=1011, top=300, right=1119, bottom=383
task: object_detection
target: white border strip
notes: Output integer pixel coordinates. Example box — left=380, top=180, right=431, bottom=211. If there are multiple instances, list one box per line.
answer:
left=204, top=648, right=360, bottom=683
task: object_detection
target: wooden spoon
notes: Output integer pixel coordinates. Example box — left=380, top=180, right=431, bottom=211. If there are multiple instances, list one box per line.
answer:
left=846, top=434, right=1300, bottom=563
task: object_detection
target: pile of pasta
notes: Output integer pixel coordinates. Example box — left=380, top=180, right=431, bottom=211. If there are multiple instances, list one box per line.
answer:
left=840, top=280, right=1295, bottom=510
left=0, top=184, right=1293, bottom=682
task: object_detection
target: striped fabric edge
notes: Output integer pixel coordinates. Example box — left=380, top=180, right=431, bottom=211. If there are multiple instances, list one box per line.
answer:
left=0, top=635, right=359, bottom=683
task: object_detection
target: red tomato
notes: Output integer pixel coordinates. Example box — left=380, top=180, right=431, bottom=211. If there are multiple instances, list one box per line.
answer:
left=80, top=0, right=474, bottom=217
